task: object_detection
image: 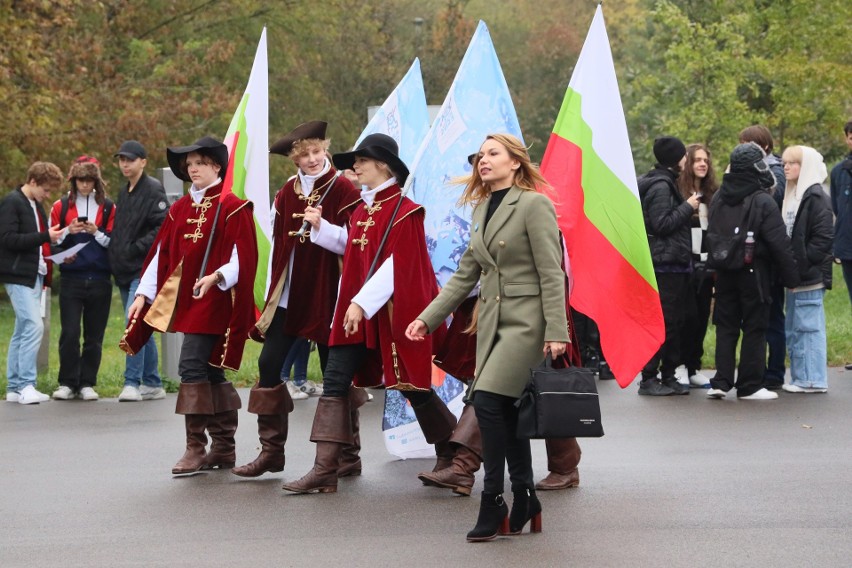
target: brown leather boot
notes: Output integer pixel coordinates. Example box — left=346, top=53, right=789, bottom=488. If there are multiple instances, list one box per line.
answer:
left=204, top=382, right=242, bottom=469
left=172, top=382, right=215, bottom=475
left=338, top=386, right=369, bottom=477
left=282, top=396, right=352, bottom=494
left=411, top=389, right=458, bottom=472
left=232, top=382, right=293, bottom=477
left=535, top=437, right=582, bottom=490
left=419, top=404, right=482, bottom=495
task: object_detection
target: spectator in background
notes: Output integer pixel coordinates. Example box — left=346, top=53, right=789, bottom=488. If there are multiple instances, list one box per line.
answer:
left=280, top=336, right=312, bottom=400
left=829, top=121, right=852, bottom=371
left=675, top=143, right=718, bottom=388
left=1, top=162, right=64, bottom=404
left=781, top=146, right=834, bottom=393
left=110, top=140, right=169, bottom=402
left=739, top=125, right=788, bottom=390
left=706, top=144, right=798, bottom=401
left=50, top=157, right=115, bottom=401
left=636, top=136, right=698, bottom=396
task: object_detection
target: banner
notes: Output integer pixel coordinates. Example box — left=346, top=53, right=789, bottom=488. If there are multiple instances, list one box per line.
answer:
left=355, top=58, right=430, bottom=168
left=222, top=28, right=271, bottom=311
left=382, top=21, right=523, bottom=459
left=540, top=6, right=664, bottom=387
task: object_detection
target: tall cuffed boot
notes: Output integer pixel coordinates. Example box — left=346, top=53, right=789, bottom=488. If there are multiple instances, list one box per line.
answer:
left=507, top=488, right=542, bottom=534
left=412, top=389, right=458, bottom=472
left=172, top=382, right=215, bottom=475
left=204, top=381, right=242, bottom=470
left=338, top=386, right=369, bottom=478
left=466, top=492, right=509, bottom=542
left=535, top=437, right=581, bottom=490
left=418, top=404, right=482, bottom=495
left=232, top=382, right=293, bottom=477
left=282, top=396, right=353, bottom=494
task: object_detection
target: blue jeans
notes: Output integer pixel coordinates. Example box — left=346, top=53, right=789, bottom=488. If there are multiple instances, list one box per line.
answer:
left=280, top=337, right=310, bottom=385
left=118, top=278, right=161, bottom=388
left=785, top=288, right=827, bottom=389
left=5, top=277, right=45, bottom=393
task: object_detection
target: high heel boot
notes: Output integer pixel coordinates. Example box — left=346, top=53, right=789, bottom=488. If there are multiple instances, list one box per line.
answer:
left=507, top=488, right=542, bottom=534
left=466, top=492, right=509, bottom=542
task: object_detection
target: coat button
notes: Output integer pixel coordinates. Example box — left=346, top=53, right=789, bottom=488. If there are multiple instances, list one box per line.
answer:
left=481, top=270, right=487, bottom=276
left=495, top=296, right=500, bottom=303
left=499, top=240, right=505, bottom=247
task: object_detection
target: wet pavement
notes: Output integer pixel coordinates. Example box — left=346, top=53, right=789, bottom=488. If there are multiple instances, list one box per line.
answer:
left=1, top=368, right=850, bottom=567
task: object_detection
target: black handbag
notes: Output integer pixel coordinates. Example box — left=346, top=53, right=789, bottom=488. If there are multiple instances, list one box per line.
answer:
left=515, top=354, right=604, bottom=438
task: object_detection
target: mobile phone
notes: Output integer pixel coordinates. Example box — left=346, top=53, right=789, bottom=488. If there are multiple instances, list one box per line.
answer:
left=77, top=216, right=88, bottom=223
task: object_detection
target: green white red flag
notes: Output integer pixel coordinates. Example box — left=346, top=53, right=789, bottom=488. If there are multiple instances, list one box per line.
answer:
left=540, top=6, right=663, bottom=387
left=222, top=28, right=271, bottom=312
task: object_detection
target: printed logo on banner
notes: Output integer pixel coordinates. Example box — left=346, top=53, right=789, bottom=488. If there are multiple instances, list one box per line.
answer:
left=435, top=90, right=467, bottom=155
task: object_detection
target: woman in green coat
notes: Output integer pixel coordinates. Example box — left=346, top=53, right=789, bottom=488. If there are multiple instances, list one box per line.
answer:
left=407, top=133, right=569, bottom=542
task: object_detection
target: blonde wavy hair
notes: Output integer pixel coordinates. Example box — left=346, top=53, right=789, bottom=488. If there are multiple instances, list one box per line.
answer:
left=458, top=133, right=552, bottom=207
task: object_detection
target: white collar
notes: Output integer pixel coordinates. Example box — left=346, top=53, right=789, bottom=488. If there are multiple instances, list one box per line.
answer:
left=360, top=177, right=396, bottom=207
left=298, top=159, right=331, bottom=195
left=189, top=178, right=223, bottom=204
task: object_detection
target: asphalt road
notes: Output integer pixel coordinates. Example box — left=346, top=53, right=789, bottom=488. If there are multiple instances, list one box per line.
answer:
left=2, top=369, right=850, bottom=568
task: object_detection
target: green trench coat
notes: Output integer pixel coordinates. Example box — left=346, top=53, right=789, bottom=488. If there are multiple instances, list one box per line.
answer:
left=418, top=186, right=569, bottom=399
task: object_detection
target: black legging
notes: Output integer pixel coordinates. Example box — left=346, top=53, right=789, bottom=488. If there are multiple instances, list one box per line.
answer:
left=472, top=390, right=534, bottom=494
left=257, top=307, right=330, bottom=388
left=178, top=333, right=226, bottom=384
left=320, top=343, right=430, bottom=406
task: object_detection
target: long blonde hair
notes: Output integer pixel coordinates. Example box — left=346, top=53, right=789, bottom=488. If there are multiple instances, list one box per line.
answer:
left=458, top=133, right=551, bottom=207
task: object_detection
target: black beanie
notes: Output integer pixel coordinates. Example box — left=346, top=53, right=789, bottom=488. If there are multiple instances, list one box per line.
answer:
left=729, top=142, right=765, bottom=174
left=653, top=136, right=687, bottom=168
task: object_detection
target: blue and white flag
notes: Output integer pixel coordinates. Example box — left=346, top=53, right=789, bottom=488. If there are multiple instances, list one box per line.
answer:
left=355, top=58, right=430, bottom=167
left=382, top=22, right=523, bottom=461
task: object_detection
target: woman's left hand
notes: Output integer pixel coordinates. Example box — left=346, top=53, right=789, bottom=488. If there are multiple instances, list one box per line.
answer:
left=343, top=303, right=365, bottom=337
left=543, top=341, right=567, bottom=357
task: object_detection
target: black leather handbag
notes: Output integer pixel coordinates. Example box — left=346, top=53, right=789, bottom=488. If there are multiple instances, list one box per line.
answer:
left=515, top=354, right=604, bottom=438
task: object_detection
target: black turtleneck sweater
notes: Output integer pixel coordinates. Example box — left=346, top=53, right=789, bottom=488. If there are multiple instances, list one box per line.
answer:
left=484, top=187, right=511, bottom=229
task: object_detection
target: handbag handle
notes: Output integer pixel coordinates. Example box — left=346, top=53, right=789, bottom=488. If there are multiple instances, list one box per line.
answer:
left=540, top=349, right=571, bottom=369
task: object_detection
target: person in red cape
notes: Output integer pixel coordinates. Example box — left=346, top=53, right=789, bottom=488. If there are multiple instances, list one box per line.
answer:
left=232, top=121, right=363, bottom=479
left=282, top=133, right=456, bottom=494
left=122, top=136, right=258, bottom=475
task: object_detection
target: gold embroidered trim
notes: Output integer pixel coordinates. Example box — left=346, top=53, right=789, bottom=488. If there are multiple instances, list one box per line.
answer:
left=182, top=194, right=218, bottom=242
left=392, top=205, right=422, bottom=227
left=225, top=199, right=251, bottom=221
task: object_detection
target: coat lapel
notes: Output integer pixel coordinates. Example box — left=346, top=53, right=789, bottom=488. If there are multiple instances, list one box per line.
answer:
left=483, top=186, right=521, bottom=248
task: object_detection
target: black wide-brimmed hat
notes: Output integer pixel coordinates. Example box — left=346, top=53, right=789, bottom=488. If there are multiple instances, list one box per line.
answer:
left=332, top=133, right=409, bottom=185
left=270, top=121, right=328, bottom=156
left=166, top=136, right=229, bottom=182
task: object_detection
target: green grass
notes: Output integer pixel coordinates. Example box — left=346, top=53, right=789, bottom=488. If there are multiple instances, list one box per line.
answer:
left=0, top=282, right=323, bottom=398
left=2, top=265, right=850, bottom=397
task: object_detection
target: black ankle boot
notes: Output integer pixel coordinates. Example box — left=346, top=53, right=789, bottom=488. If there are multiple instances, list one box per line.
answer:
left=466, top=492, right=509, bottom=542
left=508, top=488, right=542, bottom=534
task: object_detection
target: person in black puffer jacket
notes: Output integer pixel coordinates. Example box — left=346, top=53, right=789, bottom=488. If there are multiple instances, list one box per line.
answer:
left=707, top=143, right=799, bottom=401
left=636, top=136, right=699, bottom=396
left=780, top=145, right=834, bottom=394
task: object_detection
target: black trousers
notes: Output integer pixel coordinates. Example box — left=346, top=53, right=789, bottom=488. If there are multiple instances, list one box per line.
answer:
left=472, top=390, right=533, bottom=494
left=642, top=272, right=690, bottom=381
left=57, top=276, right=113, bottom=389
left=681, top=271, right=714, bottom=375
left=764, top=282, right=786, bottom=385
left=178, top=333, right=226, bottom=384
left=711, top=269, right=770, bottom=397
left=320, top=343, right=430, bottom=406
left=257, top=307, right=329, bottom=388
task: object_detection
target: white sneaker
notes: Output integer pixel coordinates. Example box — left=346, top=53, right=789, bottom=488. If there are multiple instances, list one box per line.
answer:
left=286, top=381, right=309, bottom=400
left=79, top=387, right=99, bottom=401
left=6, top=392, right=20, bottom=402
left=689, top=372, right=711, bottom=388
left=118, top=385, right=142, bottom=402
left=739, top=388, right=778, bottom=400
left=782, top=384, right=827, bottom=394
left=298, top=380, right=324, bottom=397
left=675, top=365, right=689, bottom=386
left=707, top=388, right=727, bottom=399
left=53, top=386, right=75, bottom=400
left=18, top=385, right=49, bottom=405
left=139, top=385, right=166, bottom=400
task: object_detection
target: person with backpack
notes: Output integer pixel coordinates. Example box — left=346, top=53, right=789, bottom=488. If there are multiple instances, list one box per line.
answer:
left=780, top=145, right=834, bottom=394
left=49, top=157, right=115, bottom=401
left=637, top=136, right=698, bottom=396
left=705, top=143, right=799, bottom=401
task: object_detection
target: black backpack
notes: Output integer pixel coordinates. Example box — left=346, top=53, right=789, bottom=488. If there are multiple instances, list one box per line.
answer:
left=705, top=193, right=757, bottom=270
